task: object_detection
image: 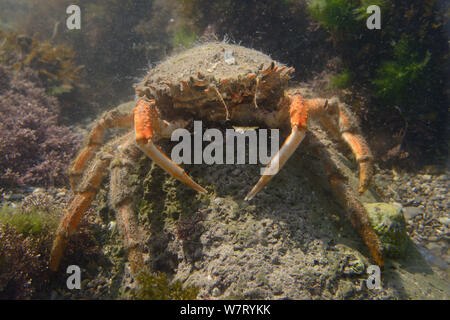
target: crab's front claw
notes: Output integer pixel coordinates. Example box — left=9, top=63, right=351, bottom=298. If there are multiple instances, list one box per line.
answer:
left=245, top=96, right=308, bottom=200
left=141, top=140, right=207, bottom=193
left=134, top=100, right=207, bottom=194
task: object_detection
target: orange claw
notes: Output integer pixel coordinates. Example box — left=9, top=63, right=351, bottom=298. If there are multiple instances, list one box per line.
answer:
left=133, top=99, right=207, bottom=194
left=245, top=95, right=308, bottom=200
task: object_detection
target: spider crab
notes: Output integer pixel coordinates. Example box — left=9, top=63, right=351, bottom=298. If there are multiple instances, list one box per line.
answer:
left=49, top=43, right=383, bottom=274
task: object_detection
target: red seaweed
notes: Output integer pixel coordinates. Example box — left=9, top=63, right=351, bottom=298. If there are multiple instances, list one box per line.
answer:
left=0, top=65, right=82, bottom=187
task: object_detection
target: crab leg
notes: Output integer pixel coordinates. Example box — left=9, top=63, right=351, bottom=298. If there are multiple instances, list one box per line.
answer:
left=341, top=132, right=373, bottom=193
left=110, top=137, right=146, bottom=274
left=245, top=96, right=308, bottom=200
left=50, top=112, right=136, bottom=272
left=69, top=109, right=134, bottom=190
left=49, top=153, right=111, bottom=271
left=133, top=100, right=207, bottom=194
left=306, top=98, right=373, bottom=193
left=329, top=174, right=384, bottom=266
left=309, top=136, right=384, bottom=267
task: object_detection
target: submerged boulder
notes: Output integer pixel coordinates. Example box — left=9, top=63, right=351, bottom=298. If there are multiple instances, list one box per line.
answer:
left=364, top=202, right=408, bottom=259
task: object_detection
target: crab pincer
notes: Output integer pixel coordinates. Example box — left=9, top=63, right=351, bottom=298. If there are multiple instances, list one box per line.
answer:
left=133, top=100, right=207, bottom=194
left=245, top=95, right=308, bottom=200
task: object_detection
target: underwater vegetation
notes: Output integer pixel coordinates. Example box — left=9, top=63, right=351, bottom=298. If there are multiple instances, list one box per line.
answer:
left=372, top=38, right=432, bottom=106
left=0, top=196, right=60, bottom=299
left=0, top=202, right=58, bottom=238
left=0, top=28, right=94, bottom=122
left=0, top=224, right=50, bottom=299
left=307, top=0, right=448, bottom=163
left=330, top=68, right=353, bottom=88
left=0, top=192, right=100, bottom=299
left=0, top=65, right=82, bottom=187
left=172, top=22, right=198, bottom=48
left=0, top=30, right=82, bottom=96
left=131, top=271, right=199, bottom=300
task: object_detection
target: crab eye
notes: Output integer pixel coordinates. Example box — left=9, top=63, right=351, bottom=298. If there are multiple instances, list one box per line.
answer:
left=323, top=100, right=329, bottom=110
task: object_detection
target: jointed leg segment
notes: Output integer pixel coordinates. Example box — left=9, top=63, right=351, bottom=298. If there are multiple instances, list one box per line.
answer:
left=305, top=98, right=373, bottom=193
left=109, top=137, right=146, bottom=274
left=246, top=95, right=373, bottom=200
left=69, top=109, right=134, bottom=189
left=49, top=154, right=110, bottom=271
left=50, top=99, right=206, bottom=272
left=50, top=108, right=135, bottom=272
left=310, top=136, right=384, bottom=267
left=133, top=99, right=207, bottom=194
left=245, top=95, right=308, bottom=200
left=328, top=173, right=384, bottom=266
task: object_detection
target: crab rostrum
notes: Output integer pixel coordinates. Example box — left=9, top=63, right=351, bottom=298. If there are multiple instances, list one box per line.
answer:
left=49, top=43, right=383, bottom=274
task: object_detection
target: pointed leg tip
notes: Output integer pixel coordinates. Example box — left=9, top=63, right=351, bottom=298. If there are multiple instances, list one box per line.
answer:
left=358, top=182, right=369, bottom=194
left=189, top=181, right=207, bottom=194
left=244, top=189, right=258, bottom=201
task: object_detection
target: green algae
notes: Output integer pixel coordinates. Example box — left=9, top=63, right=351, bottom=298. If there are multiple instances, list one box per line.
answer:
left=131, top=271, right=199, bottom=300
left=172, top=23, right=198, bottom=48
left=137, top=159, right=208, bottom=228
left=330, top=69, right=353, bottom=89
left=0, top=205, right=58, bottom=237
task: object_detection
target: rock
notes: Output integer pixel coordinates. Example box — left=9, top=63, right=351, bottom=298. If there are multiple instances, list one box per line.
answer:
left=32, top=187, right=45, bottom=195
left=211, top=287, right=221, bottom=297
left=364, top=203, right=409, bottom=258
left=438, top=217, right=450, bottom=226
left=427, top=243, right=441, bottom=252
left=232, top=169, right=241, bottom=176
left=403, top=206, right=422, bottom=220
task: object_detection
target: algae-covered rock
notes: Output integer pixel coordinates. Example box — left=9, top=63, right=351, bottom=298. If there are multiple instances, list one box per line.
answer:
left=364, top=203, right=408, bottom=259
left=131, top=271, right=199, bottom=300
left=88, top=136, right=449, bottom=299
